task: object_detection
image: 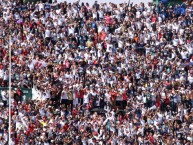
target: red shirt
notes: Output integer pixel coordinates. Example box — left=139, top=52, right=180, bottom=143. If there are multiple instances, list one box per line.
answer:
left=63, top=124, right=69, bottom=131
left=158, top=32, right=162, bottom=39
left=16, top=90, right=22, bottom=96
left=165, top=97, right=170, bottom=105
left=119, top=116, right=123, bottom=124
left=79, top=90, right=84, bottom=99
left=93, top=60, right=98, bottom=65
left=24, top=104, right=29, bottom=112
left=156, top=99, right=161, bottom=107
left=15, top=136, right=20, bottom=144
left=0, top=64, right=3, bottom=69
left=65, top=60, right=70, bottom=68
left=28, top=124, right=34, bottom=133
left=75, top=91, right=80, bottom=98
left=72, top=109, right=77, bottom=115
left=110, top=92, right=117, bottom=101
left=122, top=91, right=128, bottom=101
left=57, top=64, right=65, bottom=71
left=105, top=15, right=112, bottom=24
left=149, top=135, right=154, bottom=143
left=11, top=110, right=14, bottom=116
left=152, top=16, right=156, bottom=23
left=100, top=31, right=107, bottom=41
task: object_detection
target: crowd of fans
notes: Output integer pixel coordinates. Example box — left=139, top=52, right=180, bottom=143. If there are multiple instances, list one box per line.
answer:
left=0, top=0, right=193, bottom=144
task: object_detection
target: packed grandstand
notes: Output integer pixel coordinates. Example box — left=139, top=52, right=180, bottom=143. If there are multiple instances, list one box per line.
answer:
left=0, top=0, right=193, bottom=144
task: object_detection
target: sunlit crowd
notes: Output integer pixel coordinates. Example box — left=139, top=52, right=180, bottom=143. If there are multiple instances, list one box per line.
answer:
left=0, top=0, right=193, bottom=144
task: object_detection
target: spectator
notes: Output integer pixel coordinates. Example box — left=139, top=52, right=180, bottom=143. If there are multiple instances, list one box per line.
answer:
left=0, top=0, right=192, bottom=144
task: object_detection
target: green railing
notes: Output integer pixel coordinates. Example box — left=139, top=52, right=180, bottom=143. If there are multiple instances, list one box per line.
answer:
left=0, top=87, right=32, bottom=101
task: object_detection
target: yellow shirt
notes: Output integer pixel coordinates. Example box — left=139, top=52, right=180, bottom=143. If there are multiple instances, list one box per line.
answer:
left=67, top=91, right=73, bottom=100
left=86, top=41, right=93, bottom=48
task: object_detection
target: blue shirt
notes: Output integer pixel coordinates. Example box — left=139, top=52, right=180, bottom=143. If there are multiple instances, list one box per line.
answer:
left=91, top=22, right=96, bottom=29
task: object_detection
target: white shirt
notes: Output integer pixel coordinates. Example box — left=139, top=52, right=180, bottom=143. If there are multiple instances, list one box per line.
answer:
left=181, top=51, right=188, bottom=59
left=105, top=93, right=111, bottom=102
left=58, top=18, right=64, bottom=26
left=45, top=90, right=51, bottom=99
left=188, top=75, right=193, bottom=84
left=1, top=90, right=7, bottom=101
left=93, top=12, right=98, bottom=19
left=28, top=62, right=35, bottom=71
left=179, top=28, right=184, bottom=35
left=136, top=11, right=141, bottom=19
left=3, top=73, right=8, bottom=81
left=16, top=121, right=23, bottom=130
left=38, top=3, right=44, bottom=11
left=83, top=93, right=89, bottom=104
left=68, top=27, right=74, bottom=35
left=45, top=29, right=51, bottom=38
left=14, top=13, right=20, bottom=20
left=143, top=96, right=147, bottom=103
left=118, top=40, right=124, bottom=48
left=98, top=25, right=104, bottom=33
left=61, top=91, right=68, bottom=99
left=0, top=69, right=4, bottom=78
left=186, top=45, right=193, bottom=54
left=98, top=10, right=104, bottom=18
left=172, top=23, right=179, bottom=32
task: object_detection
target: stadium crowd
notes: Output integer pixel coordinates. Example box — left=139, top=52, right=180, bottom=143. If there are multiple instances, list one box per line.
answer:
left=0, top=0, right=193, bottom=144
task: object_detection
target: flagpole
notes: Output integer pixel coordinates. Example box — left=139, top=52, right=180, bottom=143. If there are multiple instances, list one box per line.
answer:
left=8, top=35, right=12, bottom=144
